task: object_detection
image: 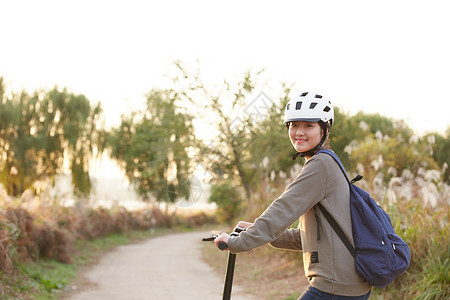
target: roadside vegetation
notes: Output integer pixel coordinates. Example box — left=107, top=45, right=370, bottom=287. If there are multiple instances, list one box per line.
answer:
left=0, top=193, right=214, bottom=299
left=1, top=65, right=449, bottom=299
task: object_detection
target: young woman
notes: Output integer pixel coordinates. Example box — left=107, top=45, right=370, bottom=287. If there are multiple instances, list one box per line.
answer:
left=214, top=92, right=371, bottom=299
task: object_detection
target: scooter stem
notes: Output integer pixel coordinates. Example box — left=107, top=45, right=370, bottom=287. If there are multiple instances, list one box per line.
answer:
left=222, top=227, right=244, bottom=300
left=222, top=251, right=236, bottom=300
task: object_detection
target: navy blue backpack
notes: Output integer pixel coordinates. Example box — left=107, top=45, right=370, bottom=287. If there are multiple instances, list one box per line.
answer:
left=316, top=149, right=411, bottom=288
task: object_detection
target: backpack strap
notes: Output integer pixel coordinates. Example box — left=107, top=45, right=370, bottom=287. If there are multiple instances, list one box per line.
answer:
left=316, top=149, right=350, bottom=182
left=317, top=203, right=356, bottom=258
left=315, top=149, right=357, bottom=259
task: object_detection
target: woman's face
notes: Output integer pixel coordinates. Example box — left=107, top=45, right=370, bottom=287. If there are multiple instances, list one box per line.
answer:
left=288, top=121, right=323, bottom=157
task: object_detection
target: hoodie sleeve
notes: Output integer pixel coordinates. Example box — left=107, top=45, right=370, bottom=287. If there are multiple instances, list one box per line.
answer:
left=269, top=228, right=302, bottom=250
left=227, top=156, right=327, bottom=253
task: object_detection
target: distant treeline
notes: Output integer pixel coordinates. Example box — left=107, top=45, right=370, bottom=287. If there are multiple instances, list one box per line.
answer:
left=1, top=68, right=448, bottom=206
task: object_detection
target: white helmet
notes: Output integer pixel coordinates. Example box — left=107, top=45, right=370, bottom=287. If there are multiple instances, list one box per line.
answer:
left=284, top=92, right=334, bottom=126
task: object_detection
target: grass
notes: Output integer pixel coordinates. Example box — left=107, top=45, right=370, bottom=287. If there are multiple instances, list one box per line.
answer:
left=17, top=260, right=77, bottom=299
left=201, top=241, right=307, bottom=300
left=0, top=227, right=189, bottom=299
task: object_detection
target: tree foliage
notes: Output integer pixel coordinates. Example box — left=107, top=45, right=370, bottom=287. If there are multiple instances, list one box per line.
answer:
left=330, top=110, right=413, bottom=169
left=247, top=82, right=295, bottom=175
left=107, top=89, right=196, bottom=203
left=0, top=78, right=103, bottom=197
left=345, top=132, right=439, bottom=185
left=2, top=66, right=448, bottom=216
left=173, top=62, right=267, bottom=204
left=209, top=180, right=243, bottom=224
left=169, top=64, right=448, bottom=220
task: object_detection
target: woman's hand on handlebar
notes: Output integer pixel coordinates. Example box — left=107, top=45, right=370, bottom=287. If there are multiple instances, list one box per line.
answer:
left=214, top=233, right=230, bottom=250
left=211, top=225, right=249, bottom=251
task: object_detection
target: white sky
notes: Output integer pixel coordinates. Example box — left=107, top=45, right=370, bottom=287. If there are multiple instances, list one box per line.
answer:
left=1, top=0, right=449, bottom=135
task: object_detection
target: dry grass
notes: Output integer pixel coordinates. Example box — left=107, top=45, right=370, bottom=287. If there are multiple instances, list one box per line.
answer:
left=201, top=243, right=308, bottom=299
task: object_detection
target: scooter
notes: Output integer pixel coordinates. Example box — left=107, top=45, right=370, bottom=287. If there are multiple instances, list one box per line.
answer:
left=202, top=227, right=245, bottom=300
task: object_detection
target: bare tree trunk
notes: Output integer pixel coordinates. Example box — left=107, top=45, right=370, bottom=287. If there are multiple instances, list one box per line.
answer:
left=232, top=146, right=252, bottom=204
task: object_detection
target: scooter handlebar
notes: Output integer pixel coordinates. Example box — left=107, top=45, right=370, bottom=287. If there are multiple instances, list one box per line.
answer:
left=202, top=226, right=246, bottom=250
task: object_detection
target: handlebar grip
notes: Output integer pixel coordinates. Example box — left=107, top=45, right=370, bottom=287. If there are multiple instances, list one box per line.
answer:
left=218, top=241, right=227, bottom=250
left=234, top=226, right=245, bottom=233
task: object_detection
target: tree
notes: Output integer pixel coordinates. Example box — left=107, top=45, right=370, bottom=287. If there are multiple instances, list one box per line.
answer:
left=345, top=129, right=439, bottom=187
left=0, top=78, right=103, bottom=197
left=247, top=82, right=296, bottom=174
left=108, top=89, right=196, bottom=205
left=331, top=110, right=413, bottom=169
left=173, top=61, right=270, bottom=204
left=209, top=180, right=243, bottom=224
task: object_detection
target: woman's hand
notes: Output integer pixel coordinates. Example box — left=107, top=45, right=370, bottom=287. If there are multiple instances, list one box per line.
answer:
left=213, top=221, right=252, bottom=251
left=214, top=233, right=230, bottom=250
left=236, top=221, right=253, bottom=230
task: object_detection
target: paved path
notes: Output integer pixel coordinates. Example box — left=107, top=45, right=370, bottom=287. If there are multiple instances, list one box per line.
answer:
left=64, top=231, right=255, bottom=300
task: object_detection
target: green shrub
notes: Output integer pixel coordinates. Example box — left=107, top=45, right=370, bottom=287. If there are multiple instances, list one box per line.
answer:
left=209, top=180, right=243, bottom=223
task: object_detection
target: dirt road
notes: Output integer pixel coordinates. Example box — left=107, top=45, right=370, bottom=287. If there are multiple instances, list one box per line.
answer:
left=64, top=231, right=255, bottom=300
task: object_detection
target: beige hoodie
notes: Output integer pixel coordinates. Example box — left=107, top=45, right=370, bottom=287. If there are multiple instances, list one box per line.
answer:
left=227, top=152, right=371, bottom=296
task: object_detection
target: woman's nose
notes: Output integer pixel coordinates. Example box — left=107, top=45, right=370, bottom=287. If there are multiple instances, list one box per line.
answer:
left=294, top=127, right=304, bottom=135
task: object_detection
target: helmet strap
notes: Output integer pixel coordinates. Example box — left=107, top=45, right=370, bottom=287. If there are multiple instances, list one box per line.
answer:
left=292, top=133, right=328, bottom=160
